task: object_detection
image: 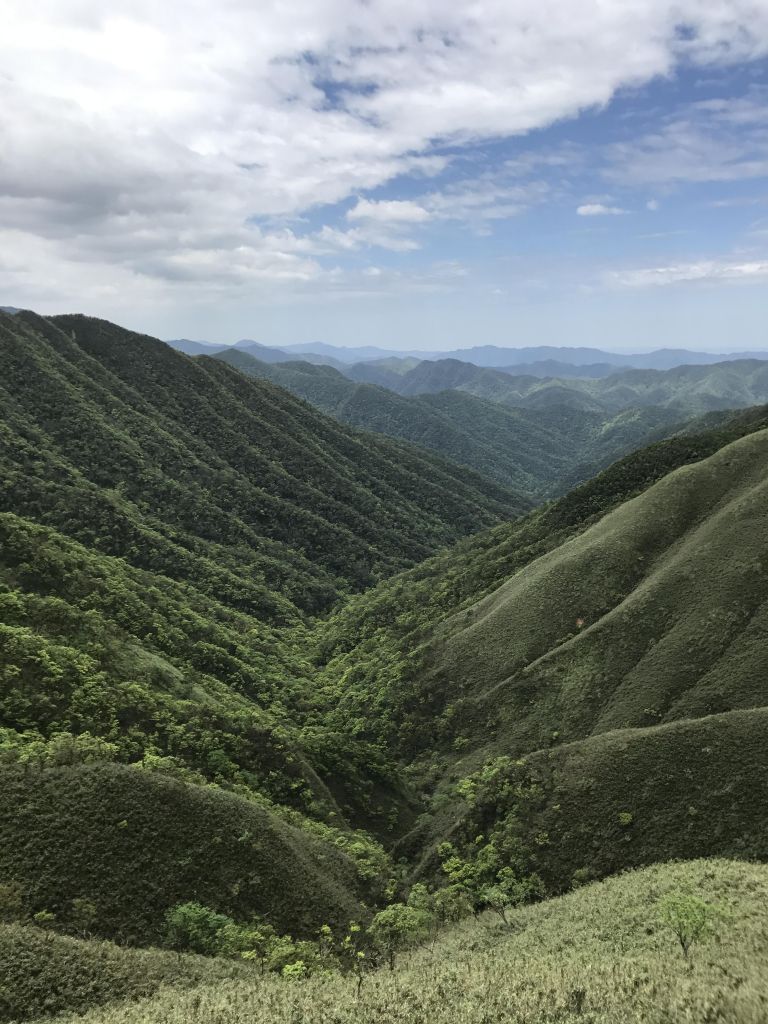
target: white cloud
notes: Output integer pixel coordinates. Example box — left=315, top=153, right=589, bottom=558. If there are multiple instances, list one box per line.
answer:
left=608, top=258, right=768, bottom=287
left=577, top=203, right=627, bottom=216
left=605, top=93, right=768, bottom=186
left=646, top=199, right=660, bottom=211
left=1, top=2, right=768, bottom=304
left=347, top=199, right=431, bottom=223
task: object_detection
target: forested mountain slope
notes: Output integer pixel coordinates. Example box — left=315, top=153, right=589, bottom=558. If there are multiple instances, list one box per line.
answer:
left=213, top=348, right=690, bottom=498
left=358, top=354, right=768, bottom=416
left=0, top=310, right=526, bottom=940
left=213, top=348, right=579, bottom=494
left=1, top=310, right=520, bottom=612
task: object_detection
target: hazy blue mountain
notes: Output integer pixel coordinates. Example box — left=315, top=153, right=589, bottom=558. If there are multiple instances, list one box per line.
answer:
left=170, top=334, right=768, bottom=372
left=167, top=337, right=345, bottom=367
left=490, top=359, right=619, bottom=378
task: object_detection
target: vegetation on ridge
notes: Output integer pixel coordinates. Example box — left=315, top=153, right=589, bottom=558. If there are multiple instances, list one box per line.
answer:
left=16, top=860, right=768, bottom=1024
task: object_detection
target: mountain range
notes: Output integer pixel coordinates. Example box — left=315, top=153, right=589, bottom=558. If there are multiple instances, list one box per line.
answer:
left=3, top=309, right=768, bottom=1021
left=353, top=355, right=768, bottom=414
left=166, top=333, right=768, bottom=373
left=211, top=348, right=701, bottom=498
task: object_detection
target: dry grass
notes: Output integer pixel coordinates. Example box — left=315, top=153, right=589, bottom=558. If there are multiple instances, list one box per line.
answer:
left=40, top=859, right=768, bottom=1024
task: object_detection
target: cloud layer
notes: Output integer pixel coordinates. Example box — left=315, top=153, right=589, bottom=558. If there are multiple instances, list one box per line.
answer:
left=2, top=1, right=768, bottom=312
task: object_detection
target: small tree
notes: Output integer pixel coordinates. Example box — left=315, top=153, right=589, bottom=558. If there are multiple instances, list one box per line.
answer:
left=658, top=890, right=719, bottom=959
left=164, top=902, right=232, bottom=956
left=368, top=902, right=433, bottom=970
left=479, top=868, right=542, bottom=928
left=228, top=919, right=277, bottom=973
left=337, top=922, right=369, bottom=997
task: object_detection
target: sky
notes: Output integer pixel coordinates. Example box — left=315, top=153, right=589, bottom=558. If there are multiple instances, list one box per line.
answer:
left=1, top=2, right=768, bottom=351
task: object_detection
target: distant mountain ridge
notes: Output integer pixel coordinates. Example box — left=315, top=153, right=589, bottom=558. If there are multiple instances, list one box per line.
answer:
left=168, top=333, right=768, bottom=375
left=349, top=355, right=768, bottom=418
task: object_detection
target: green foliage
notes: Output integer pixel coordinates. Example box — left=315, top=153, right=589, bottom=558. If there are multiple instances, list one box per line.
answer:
left=658, top=890, right=720, bottom=959
left=164, top=903, right=235, bottom=956
left=0, top=763, right=372, bottom=944
left=368, top=902, right=433, bottom=970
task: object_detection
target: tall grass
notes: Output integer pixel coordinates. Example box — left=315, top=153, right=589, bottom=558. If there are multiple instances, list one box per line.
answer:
left=41, top=859, right=768, bottom=1024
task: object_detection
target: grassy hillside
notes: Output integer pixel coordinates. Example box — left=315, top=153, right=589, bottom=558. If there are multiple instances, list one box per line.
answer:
left=0, top=764, right=374, bottom=944
left=413, top=708, right=768, bottom=892
left=313, top=412, right=768, bottom=887
left=429, top=427, right=768, bottom=754
left=314, top=407, right=768, bottom=755
left=27, top=859, right=768, bottom=1024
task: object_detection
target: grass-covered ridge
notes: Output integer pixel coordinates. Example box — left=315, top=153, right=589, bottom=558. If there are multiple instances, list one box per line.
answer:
left=314, top=406, right=768, bottom=757
left=0, top=923, right=248, bottom=1023
left=27, top=859, right=768, bottom=1024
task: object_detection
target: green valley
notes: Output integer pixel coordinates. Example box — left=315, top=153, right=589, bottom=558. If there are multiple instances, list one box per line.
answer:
left=2, top=310, right=768, bottom=1022
left=212, top=347, right=701, bottom=499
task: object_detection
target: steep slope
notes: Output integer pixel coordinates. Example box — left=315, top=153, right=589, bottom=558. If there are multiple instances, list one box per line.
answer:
left=1, top=310, right=520, bottom=614
left=314, top=408, right=768, bottom=884
left=213, top=348, right=577, bottom=494
left=317, top=417, right=768, bottom=758
left=431, top=427, right=768, bottom=753
left=0, top=309, right=529, bottom=945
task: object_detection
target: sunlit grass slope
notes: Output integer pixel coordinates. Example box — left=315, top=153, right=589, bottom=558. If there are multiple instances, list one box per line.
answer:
left=36, top=860, right=768, bottom=1024
left=434, top=427, right=768, bottom=754
left=316, top=412, right=768, bottom=759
